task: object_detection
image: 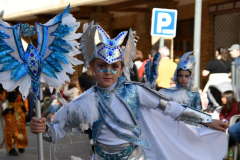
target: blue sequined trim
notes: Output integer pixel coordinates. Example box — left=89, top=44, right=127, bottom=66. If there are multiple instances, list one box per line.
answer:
left=97, top=91, right=141, bottom=136
left=95, top=144, right=134, bottom=159
left=98, top=102, right=149, bottom=149
left=114, top=83, right=139, bottom=123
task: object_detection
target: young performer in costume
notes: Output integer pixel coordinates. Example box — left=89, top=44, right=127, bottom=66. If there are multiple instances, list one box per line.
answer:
left=159, top=52, right=202, bottom=111
left=30, top=22, right=228, bottom=160
left=3, top=88, right=29, bottom=156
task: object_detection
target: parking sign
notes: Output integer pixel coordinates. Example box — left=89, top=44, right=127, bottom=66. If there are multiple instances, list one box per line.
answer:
left=151, top=8, right=178, bottom=37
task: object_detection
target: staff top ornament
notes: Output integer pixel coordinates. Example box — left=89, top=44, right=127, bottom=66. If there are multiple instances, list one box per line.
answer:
left=0, top=5, right=83, bottom=100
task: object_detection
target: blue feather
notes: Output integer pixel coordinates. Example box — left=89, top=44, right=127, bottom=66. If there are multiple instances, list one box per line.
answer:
left=50, top=51, right=69, bottom=64
left=52, top=24, right=73, bottom=38
left=49, top=43, right=69, bottom=53
left=46, top=56, right=63, bottom=72
left=42, top=61, right=57, bottom=78
left=144, top=60, right=152, bottom=82
left=54, top=38, right=72, bottom=49
left=144, top=52, right=161, bottom=89
left=14, top=65, right=28, bottom=82
left=11, top=64, right=22, bottom=80
left=53, top=4, right=70, bottom=24
left=150, top=52, right=161, bottom=83
left=0, top=59, right=19, bottom=72
left=0, top=30, right=10, bottom=39
left=0, top=55, right=12, bottom=64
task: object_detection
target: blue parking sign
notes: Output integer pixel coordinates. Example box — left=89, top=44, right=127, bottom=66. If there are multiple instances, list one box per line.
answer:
left=151, top=8, right=178, bottom=37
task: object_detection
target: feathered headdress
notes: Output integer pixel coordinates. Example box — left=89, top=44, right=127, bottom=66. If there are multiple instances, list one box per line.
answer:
left=173, top=51, right=195, bottom=88
left=80, top=21, right=137, bottom=81
left=0, top=5, right=83, bottom=99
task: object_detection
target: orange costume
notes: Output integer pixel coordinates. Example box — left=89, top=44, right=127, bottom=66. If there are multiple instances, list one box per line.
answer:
left=4, top=89, right=29, bottom=150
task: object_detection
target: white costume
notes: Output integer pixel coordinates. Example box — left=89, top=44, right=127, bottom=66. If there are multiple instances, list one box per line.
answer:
left=43, top=23, right=227, bottom=160
left=44, top=77, right=227, bottom=160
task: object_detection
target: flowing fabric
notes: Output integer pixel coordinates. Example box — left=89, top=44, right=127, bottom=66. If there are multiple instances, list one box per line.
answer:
left=139, top=107, right=228, bottom=160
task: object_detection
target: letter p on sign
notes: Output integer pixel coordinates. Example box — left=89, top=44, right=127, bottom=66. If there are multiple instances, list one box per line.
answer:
left=151, top=8, right=177, bottom=38
left=157, top=13, right=171, bottom=33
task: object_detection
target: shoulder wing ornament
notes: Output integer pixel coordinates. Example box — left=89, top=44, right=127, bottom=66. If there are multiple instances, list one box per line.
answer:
left=144, top=52, right=161, bottom=89
left=122, top=28, right=138, bottom=81
left=79, top=21, right=97, bottom=68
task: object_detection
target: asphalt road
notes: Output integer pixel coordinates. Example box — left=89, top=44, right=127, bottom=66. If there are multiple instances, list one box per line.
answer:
left=0, top=122, right=91, bottom=160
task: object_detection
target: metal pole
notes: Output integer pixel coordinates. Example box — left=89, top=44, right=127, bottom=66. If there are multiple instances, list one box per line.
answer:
left=159, top=37, right=164, bottom=49
left=193, top=0, right=202, bottom=88
left=232, top=61, right=236, bottom=85
left=0, top=112, right=8, bottom=156
left=35, top=84, right=44, bottom=160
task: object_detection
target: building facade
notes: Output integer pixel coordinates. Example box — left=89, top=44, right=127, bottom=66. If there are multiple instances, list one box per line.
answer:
left=1, top=0, right=239, bottom=89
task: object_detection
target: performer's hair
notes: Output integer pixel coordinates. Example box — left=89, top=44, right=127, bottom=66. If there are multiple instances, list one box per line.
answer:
left=217, top=47, right=228, bottom=61
left=177, top=69, right=191, bottom=75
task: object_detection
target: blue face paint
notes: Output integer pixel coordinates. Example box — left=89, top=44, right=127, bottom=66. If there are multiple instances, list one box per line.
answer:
left=97, top=66, right=119, bottom=74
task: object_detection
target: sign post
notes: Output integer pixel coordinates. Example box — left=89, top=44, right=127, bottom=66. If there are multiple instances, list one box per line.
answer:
left=193, top=0, right=202, bottom=88
left=151, top=8, right=178, bottom=50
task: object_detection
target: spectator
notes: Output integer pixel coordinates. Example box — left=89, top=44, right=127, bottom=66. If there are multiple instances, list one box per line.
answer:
left=156, top=46, right=177, bottom=89
left=228, top=44, right=240, bottom=66
left=79, top=69, right=97, bottom=92
left=129, top=50, right=143, bottom=82
left=134, top=50, right=143, bottom=70
left=202, top=47, right=231, bottom=92
left=63, top=82, right=79, bottom=102
left=228, top=122, right=240, bottom=144
left=219, top=91, right=240, bottom=148
left=48, top=99, right=62, bottom=119
left=2, top=88, right=29, bottom=156
left=219, top=91, right=240, bottom=123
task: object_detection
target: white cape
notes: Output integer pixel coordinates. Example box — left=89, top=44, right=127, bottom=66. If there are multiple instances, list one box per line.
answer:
left=139, top=107, right=228, bottom=160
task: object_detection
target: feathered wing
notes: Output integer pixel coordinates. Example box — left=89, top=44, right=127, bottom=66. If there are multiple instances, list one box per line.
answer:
left=144, top=52, right=161, bottom=89
left=38, top=5, right=83, bottom=90
left=122, top=28, right=137, bottom=81
left=79, top=21, right=97, bottom=68
left=144, top=60, right=152, bottom=87
left=0, top=19, right=31, bottom=99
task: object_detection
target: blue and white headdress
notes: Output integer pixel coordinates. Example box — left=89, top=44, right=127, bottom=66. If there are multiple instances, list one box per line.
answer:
left=173, top=51, right=195, bottom=88
left=80, top=21, right=137, bottom=81
left=0, top=5, right=83, bottom=99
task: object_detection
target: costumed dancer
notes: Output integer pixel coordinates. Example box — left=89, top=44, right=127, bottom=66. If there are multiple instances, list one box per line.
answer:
left=2, top=88, right=29, bottom=156
left=159, top=52, right=202, bottom=111
left=30, top=22, right=228, bottom=160
left=0, top=4, right=82, bottom=159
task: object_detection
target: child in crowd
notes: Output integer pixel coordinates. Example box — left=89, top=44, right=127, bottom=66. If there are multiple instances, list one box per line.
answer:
left=220, top=91, right=240, bottom=123
left=159, top=52, right=202, bottom=111
left=30, top=22, right=228, bottom=160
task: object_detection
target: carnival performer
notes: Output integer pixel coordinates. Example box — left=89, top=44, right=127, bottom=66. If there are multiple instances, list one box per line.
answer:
left=30, top=22, right=228, bottom=160
left=159, top=52, right=202, bottom=111
left=2, top=87, right=29, bottom=156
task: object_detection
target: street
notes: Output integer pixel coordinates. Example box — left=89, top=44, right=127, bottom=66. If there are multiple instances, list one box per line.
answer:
left=0, top=123, right=91, bottom=160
